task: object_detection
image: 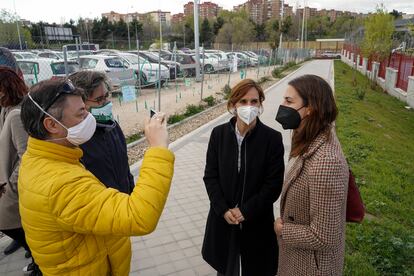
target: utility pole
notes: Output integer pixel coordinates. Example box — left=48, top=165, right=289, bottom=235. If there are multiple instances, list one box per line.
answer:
left=127, top=19, right=131, bottom=50
left=279, top=0, right=284, bottom=50
left=13, top=0, right=23, bottom=50
left=194, top=0, right=201, bottom=81
left=300, top=0, right=305, bottom=48
left=157, top=10, right=162, bottom=111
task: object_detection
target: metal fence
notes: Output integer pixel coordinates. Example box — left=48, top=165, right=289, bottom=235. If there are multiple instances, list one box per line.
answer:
left=343, top=43, right=414, bottom=91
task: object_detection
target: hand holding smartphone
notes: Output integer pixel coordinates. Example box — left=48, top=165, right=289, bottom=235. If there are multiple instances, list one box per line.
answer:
left=150, top=108, right=156, bottom=118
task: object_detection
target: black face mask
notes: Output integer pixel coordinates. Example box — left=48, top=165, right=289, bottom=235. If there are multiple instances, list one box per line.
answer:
left=275, top=105, right=304, bottom=130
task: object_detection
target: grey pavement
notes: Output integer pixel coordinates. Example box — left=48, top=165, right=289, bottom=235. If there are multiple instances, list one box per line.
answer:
left=0, top=60, right=334, bottom=275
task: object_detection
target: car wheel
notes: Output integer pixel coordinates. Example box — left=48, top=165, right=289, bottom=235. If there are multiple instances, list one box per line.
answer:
left=183, top=69, right=191, bottom=78
left=136, top=73, right=147, bottom=88
left=204, top=64, right=214, bottom=73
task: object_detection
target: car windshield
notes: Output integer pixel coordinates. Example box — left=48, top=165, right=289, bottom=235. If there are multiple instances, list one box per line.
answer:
left=51, top=62, right=79, bottom=75
left=105, top=58, right=128, bottom=68
left=20, top=53, right=36, bottom=59
left=120, top=54, right=146, bottom=65
left=144, top=52, right=161, bottom=60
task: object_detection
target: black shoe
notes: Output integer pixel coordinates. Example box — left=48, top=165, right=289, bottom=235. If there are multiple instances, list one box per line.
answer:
left=25, top=250, right=31, bottom=258
left=3, top=240, right=21, bottom=255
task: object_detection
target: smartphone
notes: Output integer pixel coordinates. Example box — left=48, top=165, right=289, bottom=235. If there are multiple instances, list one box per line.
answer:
left=150, top=108, right=156, bottom=118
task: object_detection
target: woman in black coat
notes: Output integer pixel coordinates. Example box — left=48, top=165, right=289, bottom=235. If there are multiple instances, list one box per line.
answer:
left=202, top=79, right=285, bottom=276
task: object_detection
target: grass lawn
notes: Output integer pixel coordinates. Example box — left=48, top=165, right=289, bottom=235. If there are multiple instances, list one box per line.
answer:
left=334, top=61, right=414, bottom=275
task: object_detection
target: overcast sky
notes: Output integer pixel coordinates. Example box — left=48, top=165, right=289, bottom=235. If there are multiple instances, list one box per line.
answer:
left=1, top=0, right=413, bottom=24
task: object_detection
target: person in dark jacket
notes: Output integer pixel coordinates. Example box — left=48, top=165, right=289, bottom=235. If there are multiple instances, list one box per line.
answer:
left=69, top=71, right=134, bottom=194
left=202, top=79, right=285, bottom=276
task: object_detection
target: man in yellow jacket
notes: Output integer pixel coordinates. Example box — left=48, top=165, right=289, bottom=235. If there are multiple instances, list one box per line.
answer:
left=18, top=78, right=175, bottom=275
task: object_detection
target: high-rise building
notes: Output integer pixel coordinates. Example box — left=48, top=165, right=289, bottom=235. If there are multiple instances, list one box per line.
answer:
left=146, top=11, right=171, bottom=25
left=200, top=2, right=221, bottom=19
left=184, top=1, right=221, bottom=19
left=184, top=1, right=195, bottom=17
left=171, top=13, right=185, bottom=24
left=102, top=10, right=171, bottom=25
left=283, top=4, right=294, bottom=19
left=233, top=0, right=293, bottom=23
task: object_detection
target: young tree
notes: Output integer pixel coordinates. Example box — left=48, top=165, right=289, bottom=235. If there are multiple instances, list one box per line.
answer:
left=0, top=9, right=33, bottom=49
left=361, top=5, right=395, bottom=62
left=200, top=18, right=214, bottom=46
left=213, top=17, right=224, bottom=36
left=216, top=22, right=233, bottom=45
left=265, top=19, right=280, bottom=49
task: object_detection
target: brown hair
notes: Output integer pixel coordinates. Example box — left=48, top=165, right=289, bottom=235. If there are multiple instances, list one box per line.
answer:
left=288, top=74, right=338, bottom=157
left=69, top=71, right=111, bottom=99
left=227, top=79, right=265, bottom=112
left=0, top=66, right=28, bottom=107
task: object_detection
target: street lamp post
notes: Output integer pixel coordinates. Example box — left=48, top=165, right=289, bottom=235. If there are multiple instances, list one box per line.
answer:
left=279, top=0, right=284, bottom=50
left=193, top=0, right=201, bottom=81
left=13, top=0, right=23, bottom=50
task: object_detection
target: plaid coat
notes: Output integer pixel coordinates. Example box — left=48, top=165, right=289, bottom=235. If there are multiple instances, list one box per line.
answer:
left=278, top=130, right=349, bottom=276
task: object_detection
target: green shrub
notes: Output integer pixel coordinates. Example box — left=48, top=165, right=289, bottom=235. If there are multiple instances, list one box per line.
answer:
left=272, top=68, right=282, bottom=78
left=258, top=76, right=271, bottom=84
left=184, top=104, right=204, bottom=117
left=355, top=87, right=366, bottom=100
left=284, top=61, right=296, bottom=69
left=125, top=133, right=143, bottom=144
left=203, top=96, right=216, bottom=107
left=222, top=84, right=232, bottom=100
left=167, top=114, right=186, bottom=124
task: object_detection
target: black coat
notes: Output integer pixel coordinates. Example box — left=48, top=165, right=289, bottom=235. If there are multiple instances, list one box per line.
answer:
left=202, top=117, right=285, bottom=276
left=80, top=120, right=134, bottom=194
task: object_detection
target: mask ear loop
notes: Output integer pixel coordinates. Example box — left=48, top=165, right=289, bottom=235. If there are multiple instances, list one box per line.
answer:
left=27, top=93, right=70, bottom=142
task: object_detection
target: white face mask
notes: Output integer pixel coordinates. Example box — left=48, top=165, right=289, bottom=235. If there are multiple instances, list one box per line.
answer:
left=28, top=94, right=97, bottom=146
left=236, top=106, right=260, bottom=125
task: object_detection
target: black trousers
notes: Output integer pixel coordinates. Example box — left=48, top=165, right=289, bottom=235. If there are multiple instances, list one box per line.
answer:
left=1, top=228, right=30, bottom=252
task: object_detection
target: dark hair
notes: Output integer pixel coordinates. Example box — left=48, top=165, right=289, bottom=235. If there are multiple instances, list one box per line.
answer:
left=227, top=79, right=265, bottom=112
left=288, top=74, right=338, bottom=157
left=0, top=47, right=19, bottom=72
left=0, top=66, right=28, bottom=107
left=69, top=71, right=110, bottom=99
left=21, top=79, right=83, bottom=140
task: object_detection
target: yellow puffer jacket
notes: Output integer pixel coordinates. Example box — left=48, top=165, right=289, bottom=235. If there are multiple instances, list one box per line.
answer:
left=18, top=137, right=175, bottom=276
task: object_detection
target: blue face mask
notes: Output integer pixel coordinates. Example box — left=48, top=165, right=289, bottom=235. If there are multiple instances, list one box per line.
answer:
left=90, top=101, right=113, bottom=123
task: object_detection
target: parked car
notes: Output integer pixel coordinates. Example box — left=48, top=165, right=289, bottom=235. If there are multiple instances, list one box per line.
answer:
left=128, top=50, right=181, bottom=80
left=66, top=50, right=96, bottom=60
left=12, top=51, right=38, bottom=60
left=205, top=50, right=231, bottom=71
left=320, top=51, right=341, bottom=59
left=227, top=52, right=253, bottom=68
left=191, top=53, right=227, bottom=73
left=37, top=51, right=64, bottom=60
left=159, top=52, right=197, bottom=77
left=17, top=58, right=79, bottom=86
left=111, top=53, right=170, bottom=86
left=78, top=55, right=136, bottom=88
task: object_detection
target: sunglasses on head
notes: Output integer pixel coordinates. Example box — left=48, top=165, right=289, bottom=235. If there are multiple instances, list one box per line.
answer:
left=42, top=79, right=76, bottom=111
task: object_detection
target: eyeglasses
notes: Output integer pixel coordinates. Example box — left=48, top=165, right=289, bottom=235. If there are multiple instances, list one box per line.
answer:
left=86, top=91, right=110, bottom=104
left=43, top=79, right=76, bottom=111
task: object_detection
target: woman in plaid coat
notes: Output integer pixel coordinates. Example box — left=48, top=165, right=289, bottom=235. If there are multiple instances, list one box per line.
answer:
left=274, top=75, right=349, bottom=275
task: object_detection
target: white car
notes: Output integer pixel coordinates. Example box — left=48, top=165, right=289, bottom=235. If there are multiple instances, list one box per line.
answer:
left=115, top=53, right=170, bottom=86
left=192, top=53, right=227, bottom=73
left=37, top=51, right=64, bottom=60
left=17, top=58, right=79, bottom=86
left=205, top=50, right=231, bottom=70
left=12, top=51, right=38, bottom=60
left=78, top=55, right=136, bottom=88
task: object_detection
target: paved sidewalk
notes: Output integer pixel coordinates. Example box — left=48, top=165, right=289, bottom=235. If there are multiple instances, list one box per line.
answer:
left=0, top=60, right=334, bottom=275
